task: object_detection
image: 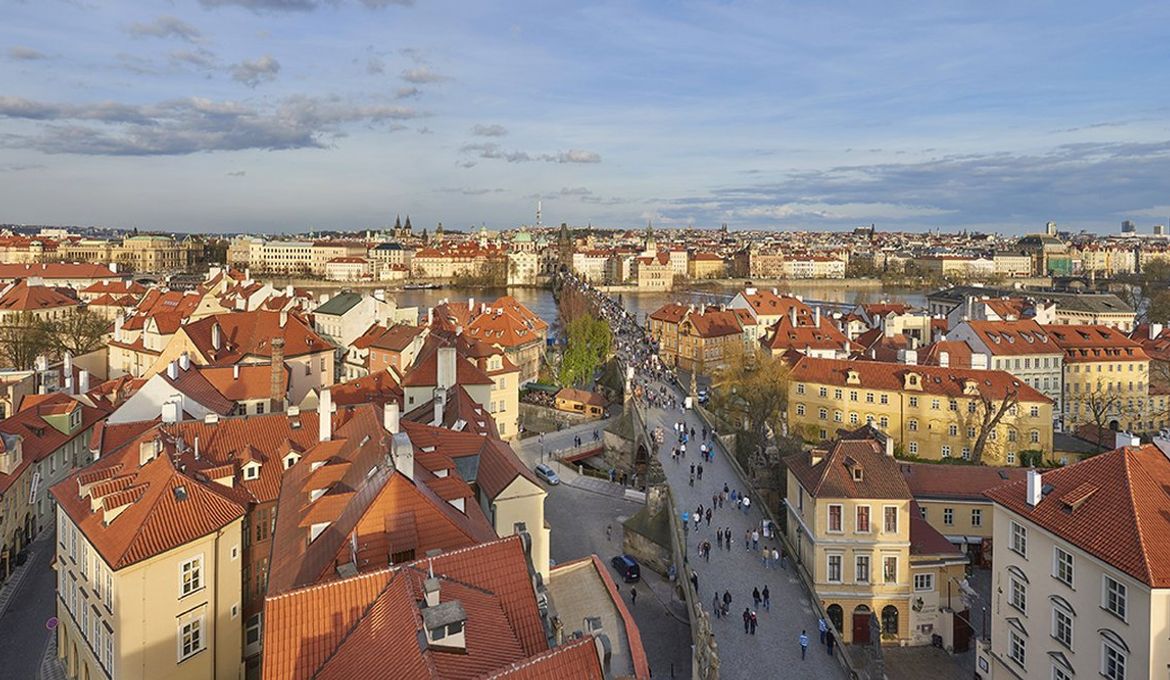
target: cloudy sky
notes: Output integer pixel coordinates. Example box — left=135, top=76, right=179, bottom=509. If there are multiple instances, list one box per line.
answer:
left=2, top=1, right=1169, bottom=234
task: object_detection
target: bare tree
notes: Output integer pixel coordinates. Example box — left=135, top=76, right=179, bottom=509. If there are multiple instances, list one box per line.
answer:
left=0, top=312, right=53, bottom=370
left=1069, top=385, right=1139, bottom=450
left=968, top=387, right=1020, bottom=465
left=47, top=307, right=110, bottom=356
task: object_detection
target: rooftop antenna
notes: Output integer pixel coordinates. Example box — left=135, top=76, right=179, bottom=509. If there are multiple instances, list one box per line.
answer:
left=536, top=200, right=542, bottom=228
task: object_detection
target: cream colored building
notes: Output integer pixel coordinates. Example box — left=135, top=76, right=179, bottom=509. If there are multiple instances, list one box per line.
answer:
left=52, top=443, right=245, bottom=680
left=784, top=435, right=968, bottom=647
left=979, top=445, right=1170, bottom=680
left=1044, top=325, right=1150, bottom=432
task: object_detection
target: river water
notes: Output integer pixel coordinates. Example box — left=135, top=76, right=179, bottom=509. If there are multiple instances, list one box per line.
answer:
left=393, top=283, right=928, bottom=339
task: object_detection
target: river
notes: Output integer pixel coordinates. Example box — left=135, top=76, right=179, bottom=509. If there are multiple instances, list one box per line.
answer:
left=391, top=283, right=928, bottom=339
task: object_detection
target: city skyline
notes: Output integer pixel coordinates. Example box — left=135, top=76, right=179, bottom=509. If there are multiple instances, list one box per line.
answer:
left=3, top=1, right=1170, bottom=234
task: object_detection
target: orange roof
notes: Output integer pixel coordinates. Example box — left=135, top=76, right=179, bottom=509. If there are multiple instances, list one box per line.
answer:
left=0, top=393, right=109, bottom=494
left=735, top=289, right=813, bottom=320
left=403, top=345, right=494, bottom=388
left=555, top=387, right=607, bottom=407
left=1044, top=324, right=1149, bottom=363
left=0, top=263, right=121, bottom=280
left=648, top=302, right=688, bottom=324
left=899, top=461, right=1026, bottom=502
left=263, top=536, right=556, bottom=680
left=785, top=438, right=913, bottom=500
left=961, top=320, right=1061, bottom=356
left=197, top=364, right=289, bottom=403
left=184, top=310, right=333, bottom=363
left=681, top=307, right=744, bottom=339
left=0, top=280, right=78, bottom=311
left=790, top=356, right=1052, bottom=403
left=464, top=297, right=548, bottom=349
left=986, top=445, right=1170, bottom=587
left=331, top=369, right=404, bottom=407
left=916, top=340, right=976, bottom=368
left=762, top=315, right=850, bottom=354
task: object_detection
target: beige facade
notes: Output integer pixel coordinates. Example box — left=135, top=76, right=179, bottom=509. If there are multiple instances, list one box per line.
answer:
left=55, top=512, right=244, bottom=680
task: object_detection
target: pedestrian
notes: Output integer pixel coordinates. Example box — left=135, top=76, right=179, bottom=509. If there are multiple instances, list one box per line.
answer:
left=752, top=529, right=760, bottom=550
left=725, top=528, right=732, bottom=550
left=723, top=483, right=729, bottom=495
left=752, top=587, right=761, bottom=608
left=800, top=630, right=809, bottom=660
left=826, top=629, right=836, bottom=655
left=705, top=508, right=712, bottom=526
left=718, top=493, right=724, bottom=509
left=750, top=611, right=758, bottom=635
left=723, top=590, right=732, bottom=612
left=780, top=548, right=788, bottom=570
left=690, top=462, right=695, bottom=476
left=818, top=617, right=827, bottom=644
left=717, top=527, right=723, bottom=548
left=697, top=463, right=704, bottom=480
left=761, top=547, right=769, bottom=567
left=762, top=585, right=770, bottom=611
left=744, top=529, right=751, bottom=550
left=773, top=548, right=781, bottom=570
left=743, top=496, right=751, bottom=514
left=689, top=472, right=695, bottom=487
left=713, top=592, right=722, bottom=619
left=736, top=497, right=742, bottom=511
left=743, top=608, right=751, bottom=634
left=712, top=493, right=719, bottom=509
left=631, top=586, right=637, bottom=606
left=704, top=541, right=711, bottom=562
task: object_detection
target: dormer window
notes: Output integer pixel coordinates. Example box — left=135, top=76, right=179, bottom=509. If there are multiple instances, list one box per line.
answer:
left=852, top=467, right=864, bottom=482
left=283, top=452, right=301, bottom=469
left=243, top=463, right=260, bottom=481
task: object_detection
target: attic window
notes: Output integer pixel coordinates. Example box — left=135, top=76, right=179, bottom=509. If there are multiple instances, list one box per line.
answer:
left=243, top=463, right=260, bottom=481
left=851, top=467, right=864, bottom=482
left=174, top=486, right=188, bottom=502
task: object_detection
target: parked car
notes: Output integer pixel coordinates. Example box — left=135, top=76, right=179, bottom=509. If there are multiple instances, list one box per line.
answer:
left=697, top=387, right=710, bottom=404
left=534, top=463, right=561, bottom=485
left=610, top=554, right=641, bottom=583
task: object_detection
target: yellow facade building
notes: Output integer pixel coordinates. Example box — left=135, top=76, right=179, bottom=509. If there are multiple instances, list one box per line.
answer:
left=788, top=357, right=1054, bottom=466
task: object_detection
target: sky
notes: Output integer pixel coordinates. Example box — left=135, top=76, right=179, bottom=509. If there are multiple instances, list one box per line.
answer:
left=2, top=0, right=1170, bottom=235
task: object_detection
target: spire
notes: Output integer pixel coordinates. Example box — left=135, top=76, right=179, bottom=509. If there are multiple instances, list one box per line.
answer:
left=404, top=215, right=413, bottom=231
left=394, top=214, right=402, bottom=229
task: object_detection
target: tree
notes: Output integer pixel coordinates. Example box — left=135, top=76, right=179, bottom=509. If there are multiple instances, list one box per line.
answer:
left=963, top=386, right=1020, bottom=465
left=1070, top=385, right=1139, bottom=450
left=47, top=308, right=110, bottom=357
left=1116, top=259, right=1170, bottom=323
left=710, top=343, right=790, bottom=451
left=0, top=312, right=53, bottom=370
left=557, top=316, right=612, bottom=388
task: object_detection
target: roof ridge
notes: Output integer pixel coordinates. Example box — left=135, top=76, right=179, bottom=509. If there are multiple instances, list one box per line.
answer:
left=1120, top=448, right=1157, bottom=584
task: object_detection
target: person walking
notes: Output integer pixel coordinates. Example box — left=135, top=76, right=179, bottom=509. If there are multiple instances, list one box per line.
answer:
left=697, top=463, right=704, bottom=480
left=751, top=529, right=760, bottom=550
left=762, top=585, right=770, bottom=611
left=761, top=546, right=769, bottom=567
left=818, top=617, right=827, bottom=645
left=826, top=629, right=835, bottom=655
left=744, top=529, right=751, bottom=551
left=716, top=527, right=723, bottom=548
left=722, top=590, right=732, bottom=615
left=749, top=611, right=758, bottom=635
left=713, top=592, right=722, bottom=619
left=752, top=587, right=761, bottom=609
left=705, top=508, right=712, bottom=526
left=743, top=608, right=751, bottom=634
left=606, top=524, right=612, bottom=542
left=800, top=630, right=809, bottom=660
left=630, top=586, right=637, bottom=607
left=773, top=547, right=782, bottom=571
left=742, top=495, right=751, bottom=514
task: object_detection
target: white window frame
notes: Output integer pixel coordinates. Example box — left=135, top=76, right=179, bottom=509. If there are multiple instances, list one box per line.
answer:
left=855, top=554, right=871, bottom=584
left=1102, top=639, right=1127, bottom=680
left=1010, top=521, right=1027, bottom=558
left=1052, top=606, right=1073, bottom=649
left=943, top=508, right=954, bottom=526
left=180, top=555, right=204, bottom=598
left=827, top=554, right=843, bottom=584
left=1053, top=547, right=1073, bottom=587
left=855, top=505, right=871, bottom=533
left=827, top=504, right=843, bottom=533
left=971, top=508, right=982, bottom=527
left=1010, top=577, right=1027, bottom=614
left=882, top=556, right=897, bottom=584
left=178, top=615, right=205, bottom=662
left=1008, top=629, right=1026, bottom=667
left=914, top=573, right=934, bottom=592
left=882, top=505, right=898, bottom=534
left=1103, top=575, right=1127, bottom=621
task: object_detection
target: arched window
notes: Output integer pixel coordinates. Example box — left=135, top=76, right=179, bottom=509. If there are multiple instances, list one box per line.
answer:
left=826, top=604, right=843, bottom=633
left=882, top=605, right=899, bottom=637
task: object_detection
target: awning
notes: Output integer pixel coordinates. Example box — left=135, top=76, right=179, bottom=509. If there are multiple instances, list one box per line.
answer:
left=944, top=535, right=984, bottom=545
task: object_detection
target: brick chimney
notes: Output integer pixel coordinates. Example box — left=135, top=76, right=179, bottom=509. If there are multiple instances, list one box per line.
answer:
left=270, top=337, right=286, bottom=413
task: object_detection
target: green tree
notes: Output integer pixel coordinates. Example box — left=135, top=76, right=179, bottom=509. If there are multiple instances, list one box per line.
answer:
left=557, top=316, right=612, bottom=388
left=709, top=343, right=791, bottom=449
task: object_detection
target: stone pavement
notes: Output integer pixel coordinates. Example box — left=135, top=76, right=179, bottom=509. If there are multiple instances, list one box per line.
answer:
left=39, top=634, right=65, bottom=680
left=0, top=527, right=53, bottom=619
left=512, top=418, right=639, bottom=500
left=642, top=386, right=847, bottom=680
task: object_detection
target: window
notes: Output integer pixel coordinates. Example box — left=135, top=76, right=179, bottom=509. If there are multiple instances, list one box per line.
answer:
left=1053, top=547, right=1073, bottom=587
left=880, top=394, right=888, bottom=405
left=908, top=441, right=918, bottom=455
left=1010, top=577, right=1027, bottom=613
left=849, top=412, right=859, bottom=424
left=908, top=418, right=918, bottom=432
left=827, top=555, right=842, bottom=583
left=818, top=387, right=827, bottom=398
left=1052, top=607, right=1073, bottom=648
left=883, top=556, right=897, bottom=584
left=948, top=424, right=958, bottom=436
left=245, top=614, right=262, bottom=646
left=865, top=392, right=874, bottom=403
left=883, top=506, right=898, bottom=534
left=827, top=504, right=843, bottom=532
left=834, top=388, right=842, bottom=400
left=948, top=399, right=958, bottom=411
left=941, top=445, right=951, bottom=458
left=1030, top=405, right=1040, bottom=418
left=256, top=401, right=265, bottom=415
left=909, top=396, right=918, bottom=408
left=796, top=403, right=805, bottom=416
left=855, top=555, right=871, bottom=583
left=1103, top=640, right=1127, bottom=680
left=796, top=383, right=805, bottom=395
left=1010, top=521, right=1027, bottom=557
left=1008, top=630, right=1026, bottom=666
left=914, top=574, right=934, bottom=592
left=943, top=508, right=954, bottom=525
left=833, top=410, right=842, bottom=422
left=931, top=399, right=940, bottom=410
left=856, top=506, right=871, bottom=533
left=818, top=407, right=828, bottom=420
left=849, top=391, right=858, bottom=402
left=1030, top=430, right=1040, bottom=444
left=971, top=509, right=982, bottom=527
left=179, top=616, right=205, bottom=661
left=1104, top=576, right=1127, bottom=620
left=879, top=415, right=889, bottom=429
left=180, top=556, right=203, bottom=597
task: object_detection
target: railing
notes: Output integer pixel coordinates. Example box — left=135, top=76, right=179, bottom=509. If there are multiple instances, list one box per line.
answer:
left=663, top=483, right=720, bottom=680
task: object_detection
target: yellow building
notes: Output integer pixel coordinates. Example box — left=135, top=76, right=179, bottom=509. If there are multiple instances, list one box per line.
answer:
left=784, top=434, right=968, bottom=646
left=687, top=252, right=726, bottom=279
left=632, top=252, right=674, bottom=290
left=1044, top=324, right=1150, bottom=433
left=52, top=439, right=245, bottom=680
left=788, top=357, right=1054, bottom=466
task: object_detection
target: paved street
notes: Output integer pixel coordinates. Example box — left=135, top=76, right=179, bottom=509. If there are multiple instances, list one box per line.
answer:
left=0, top=530, right=58, bottom=679
left=642, top=390, right=848, bottom=680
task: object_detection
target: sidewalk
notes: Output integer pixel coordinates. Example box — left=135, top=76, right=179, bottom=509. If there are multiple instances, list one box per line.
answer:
left=0, top=528, right=53, bottom=619
left=642, top=384, right=847, bottom=680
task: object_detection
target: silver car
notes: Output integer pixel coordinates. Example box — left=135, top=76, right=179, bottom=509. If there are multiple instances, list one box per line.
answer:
left=534, top=463, right=561, bottom=485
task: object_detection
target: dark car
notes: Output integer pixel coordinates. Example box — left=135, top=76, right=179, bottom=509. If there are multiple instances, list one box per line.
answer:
left=610, top=554, right=641, bottom=583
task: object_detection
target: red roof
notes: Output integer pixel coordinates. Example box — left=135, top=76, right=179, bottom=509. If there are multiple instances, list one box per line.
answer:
left=1043, top=324, right=1149, bottom=363
left=899, top=462, right=1026, bottom=502
left=986, top=444, right=1170, bottom=587
left=0, top=280, right=79, bottom=312
left=790, top=356, right=1052, bottom=404
left=762, top=315, right=850, bottom=354
left=961, top=320, right=1061, bottom=356
left=184, top=310, right=333, bottom=363
left=785, top=438, right=913, bottom=500
left=0, top=393, right=109, bottom=494
left=0, top=263, right=122, bottom=281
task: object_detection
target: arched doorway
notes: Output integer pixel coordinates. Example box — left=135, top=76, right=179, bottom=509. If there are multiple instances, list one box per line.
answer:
left=1109, top=419, right=1120, bottom=431
left=826, top=604, right=843, bottom=635
left=852, top=605, right=872, bottom=644
left=882, top=605, right=900, bottom=639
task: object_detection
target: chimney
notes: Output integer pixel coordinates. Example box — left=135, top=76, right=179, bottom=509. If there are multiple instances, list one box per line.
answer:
left=162, top=399, right=181, bottom=424
left=455, top=325, right=462, bottom=336
left=810, top=448, right=827, bottom=465
left=468, top=297, right=475, bottom=312
left=1026, top=469, right=1042, bottom=507
left=423, top=577, right=441, bottom=608
left=64, top=352, right=73, bottom=386
left=232, top=364, right=240, bottom=380
left=139, top=438, right=160, bottom=467
left=179, top=352, right=191, bottom=371
left=938, top=351, right=950, bottom=368
left=167, top=361, right=179, bottom=380
left=427, top=307, right=434, bottom=325
left=194, top=436, right=200, bottom=460
left=789, top=306, right=797, bottom=326
left=286, top=285, right=294, bottom=297
left=211, top=322, right=222, bottom=350
left=203, top=413, right=219, bottom=425
left=884, top=435, right=894, bottom=457
left=114, top=313, right=124, bottom=343
left=898, top=349, right=917, bottom=365
left=279, top=310, right=288, bottom=328
left=814, top=307, right=821, bottom=327
left=78, top=370, right=90, bottom=394
left=318, top=387, right=333, bottom=442
left=1152, top=323, right=1165, bottom=340
left=437, top=346, right=457, bottom=390
left=384, top=401, right=400, bottom=434
left=108, top=262, right=118, bottom=273
left=433, top=388, right=445, bottom=426
left=392, top=431, right=414, bottom=480
left=271, top=337, right=286, bottom=412
left=1115, top=431, right=1140, bottom=448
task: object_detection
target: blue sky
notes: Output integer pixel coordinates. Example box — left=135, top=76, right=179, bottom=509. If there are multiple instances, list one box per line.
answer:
left=2, top=0, right=1169, bottom=234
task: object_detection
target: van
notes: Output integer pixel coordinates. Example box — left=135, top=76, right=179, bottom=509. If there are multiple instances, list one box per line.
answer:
left=610, top=554, right=641, bottom=583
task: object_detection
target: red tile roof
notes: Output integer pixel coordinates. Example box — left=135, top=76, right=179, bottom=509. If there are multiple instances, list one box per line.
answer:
left=785, top=438, right=913, bottom=500
left=986, top=444, right=1170, bottom=587
left=0, top=393, right=109, bottom=494
left=961, top=320, right=1061, bottom=356
left=762, top=315, right=850, bottom=354
left=1043, top=324, right=1149, bottom=363
left=0, top=280, right=79, bottom=311
left=184, top=310, right=333, bottom=363
left=899, top=462, right=1026, bottom=502
left=790, top=356, right=1052, bottom=404
left=0, top=263, right=122, bottom=281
